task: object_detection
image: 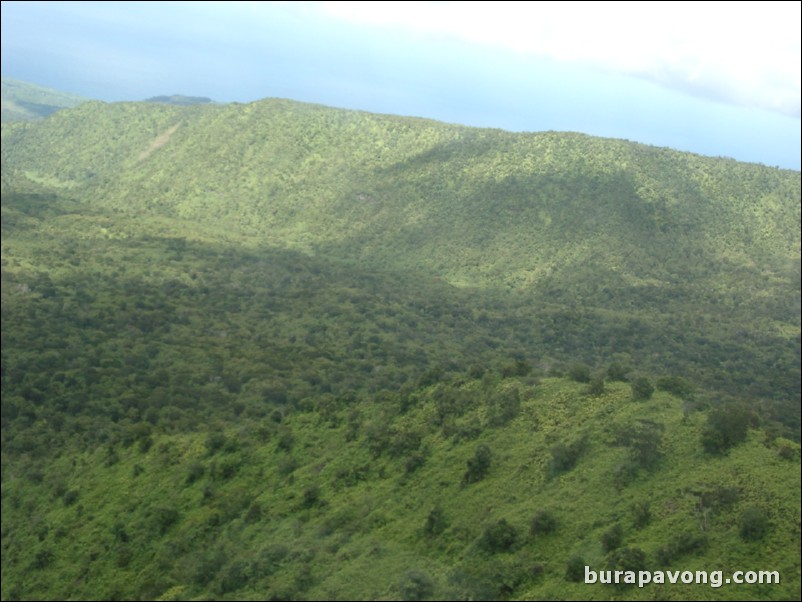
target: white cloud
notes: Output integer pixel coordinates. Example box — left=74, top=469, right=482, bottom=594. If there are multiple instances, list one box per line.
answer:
left=315, top=0, right=801, bottom=117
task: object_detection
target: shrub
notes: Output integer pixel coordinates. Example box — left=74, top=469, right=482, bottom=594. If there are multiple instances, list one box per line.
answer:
left=529, top=510, right=557, bottom=536
left=302, top=484, right=321, bottom=508
left=245, top=502, right=262, bottom=524
left=486, top=385, right=522, bottom=426
left=605, top=546, right=647, bottom=575
left=417, top=367, right=445, bottom=388
left=739, top=507, right=769, bottom=541
left=601, top=524, right=624, bottom=553
left=612, top=420, right=664, bottom=470
left=655, top=531, right=708, bottom=566
left=568, top=363, right=591, bottom=383
left=632, top=501, right=651, bottom=529
left=185, top=461, right=206, bottom=485
left=251, top=543, right=289, bottom=578
left=63, top=489, right=79, bottom=507
left=217, top=560, right=249, bottom=594
left=702, top=404, right=756, bottom=454
left=153, top=506, right=180, bottom=535
left=213, top=456, right=242, bottom=480
left=656, top=376, right=695, bottom=398
left=607, top=362, right=630, bottom=382
left=276, top=428, right=294, bottom=452
left=463, top=444, right=492, bottom=484
left=698, top=485, right=740, bottom=513
left=399, top=570, right=435, bottom=601
left=389, top=428, right=422, bottom=458
left=192, top=547, right=227, bottom=586
left=775, top=438, right=800, bottom=461
left=547, top=437, right=587, bottom=477
left=450, top=416, right=483, bottom=442
left=480, top=519, right=518, bottom=553
left=405, top=451, right=427, bottom=474
left=138, top=435, right=154, bottom=453
left=112, top=521, right=129, bottom=543
left=500, top=360, right=531, bottom=378
left=630, top=377, right=654, bottom=400
left=32, top=548, right=54, bottom=570
left=205, top=431, right=228, bottom=455
left=424, top=506, right=448, bottom=536
left=364, top=418, right=391, bottom=457
left=587, top=374, right=606, bottom=396
left=467, top=363, right=486, bottom=379
left=565, top=555, right=586, bottom=582
left=277, top=455, right=298, bottom=476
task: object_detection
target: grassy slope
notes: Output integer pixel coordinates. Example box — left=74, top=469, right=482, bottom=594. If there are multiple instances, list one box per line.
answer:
left=2, top=377, right=800, bottom=600
left=1, top=78, right=90, bottom=122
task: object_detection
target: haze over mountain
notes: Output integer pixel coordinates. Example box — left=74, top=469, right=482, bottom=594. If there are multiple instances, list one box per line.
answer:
left=1, top=95, right=800, bottom=600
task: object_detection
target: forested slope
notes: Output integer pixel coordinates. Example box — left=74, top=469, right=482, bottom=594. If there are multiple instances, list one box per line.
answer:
left=1, top=97, right=799, bottom=600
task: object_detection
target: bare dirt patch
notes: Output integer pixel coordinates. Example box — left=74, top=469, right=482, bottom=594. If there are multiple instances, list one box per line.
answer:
left=138, top=124, right=180, bottom=161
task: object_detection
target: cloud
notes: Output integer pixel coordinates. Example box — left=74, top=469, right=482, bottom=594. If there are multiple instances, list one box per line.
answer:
left=315, top=0, right=801, bottom=118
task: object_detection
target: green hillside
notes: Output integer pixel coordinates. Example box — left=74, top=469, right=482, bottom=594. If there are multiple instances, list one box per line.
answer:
left=0, top=78, right=89, bottom=122
left=4, top=373, right=800, bottom=601
left=1, top=97, right=800, bottom=600
left=2, top=98, right=799, bottom=421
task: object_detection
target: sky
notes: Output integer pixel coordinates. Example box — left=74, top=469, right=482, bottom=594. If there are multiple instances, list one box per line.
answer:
left=1, top=1, right=800, bottom=170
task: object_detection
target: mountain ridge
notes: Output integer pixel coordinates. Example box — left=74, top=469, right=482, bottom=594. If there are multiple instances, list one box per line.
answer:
left=0, top=77, right=90, bottom=121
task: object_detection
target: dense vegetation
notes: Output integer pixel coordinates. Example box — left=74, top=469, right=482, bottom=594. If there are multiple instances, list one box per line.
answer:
left=1, top=96, right=800, bottom=600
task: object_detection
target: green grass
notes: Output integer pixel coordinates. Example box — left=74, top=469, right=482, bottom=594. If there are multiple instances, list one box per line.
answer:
left=2, top=377, right=799, bottom=600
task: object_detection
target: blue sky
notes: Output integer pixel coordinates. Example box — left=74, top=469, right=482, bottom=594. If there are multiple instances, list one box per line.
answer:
left=2, top=1, right=800, bottom=169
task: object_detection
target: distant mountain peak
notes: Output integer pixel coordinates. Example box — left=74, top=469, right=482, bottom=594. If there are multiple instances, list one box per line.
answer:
left=144, top=94, right=214, bottom=106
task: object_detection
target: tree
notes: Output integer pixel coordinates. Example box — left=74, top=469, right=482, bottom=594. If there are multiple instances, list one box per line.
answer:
left=424, top=506, right=448, bottom=536
left=480, top=519, right=518, bottom=553
left=612, top=420, right=664, bottom=470
left=463, top=444, right=492, bottom=484
left=739, top=507, right=769, bottom=541
left=607, top=361, right=630, bottom=382
left=702, top=404, right=756, bottom=454
left=601, top=524, right=623, bottom=552
left=399, top=570, right=434, bottom=601
left=568, top=363, right=591, bottom=383
left=547, top=437, right=587, bottom=477
left=630, top=377, right=654, bottom=401
left=587, top=374, right=605, bottom=396
left=605, top=546, right=647, bottom=579
left=631, top=501, right=651, bottom=529
left=530, top=510, right=557, bottom=536
left=656, top=375, right=695, bottom=398
left=153, top=506, right=180, bottom=535
left=565, top=555, right=586, bottom=582
left=486, top=384, right=521, bottom=426
left=500, top=359, right=531, bottom=378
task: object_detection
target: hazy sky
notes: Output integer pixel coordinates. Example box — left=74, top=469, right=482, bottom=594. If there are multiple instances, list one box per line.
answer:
left=2, top=1, right=800, bottom=169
